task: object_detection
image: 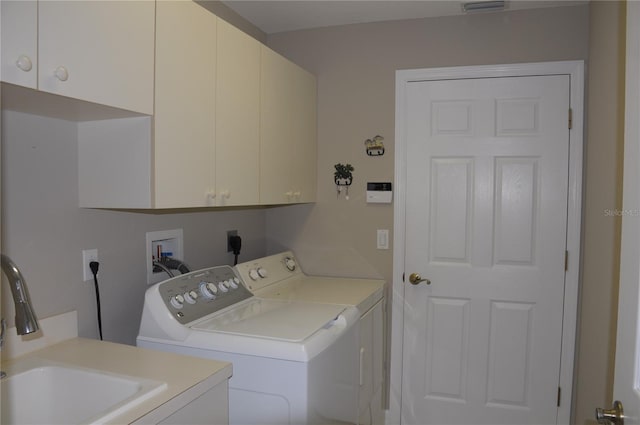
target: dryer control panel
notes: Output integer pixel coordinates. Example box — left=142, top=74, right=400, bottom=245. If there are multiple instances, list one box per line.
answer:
left=157, top=265, right=253, bottom=324
left=235, top=251, right=303, bottom=292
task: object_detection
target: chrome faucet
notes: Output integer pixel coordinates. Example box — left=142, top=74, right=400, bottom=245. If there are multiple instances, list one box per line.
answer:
left=1, top=254, right=40, bottom=377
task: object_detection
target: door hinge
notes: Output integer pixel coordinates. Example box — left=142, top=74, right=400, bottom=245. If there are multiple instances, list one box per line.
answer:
left=402, top=272, right=405, bottom=282
left=565, top=250, right=569, bottom=271
left=568, top=108, right=573, bottom=129
left=557, top=386, right=561, bottom=407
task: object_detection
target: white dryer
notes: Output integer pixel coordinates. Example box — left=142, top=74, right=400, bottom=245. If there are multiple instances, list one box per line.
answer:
left=235, top=252, right=386, bottom=425
left=137, top=265, right=361, bottom=425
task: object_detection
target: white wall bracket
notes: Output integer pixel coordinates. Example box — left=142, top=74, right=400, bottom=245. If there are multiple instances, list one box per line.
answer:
left=146, top=229, right=184, bottom=285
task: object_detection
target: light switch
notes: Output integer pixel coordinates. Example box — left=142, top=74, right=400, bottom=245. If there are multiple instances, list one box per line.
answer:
left=377, top=229, right=389, bottom=250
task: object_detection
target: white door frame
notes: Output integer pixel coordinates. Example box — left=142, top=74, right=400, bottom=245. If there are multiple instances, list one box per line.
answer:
left=390, top=61, right=584, bottom=424
left=611, top=1, right=640, bottom=420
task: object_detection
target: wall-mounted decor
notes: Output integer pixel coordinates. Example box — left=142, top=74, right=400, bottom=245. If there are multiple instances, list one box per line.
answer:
left=365, top=135, right=385, bottom=156
left=334, top=163, right=354, bottom=200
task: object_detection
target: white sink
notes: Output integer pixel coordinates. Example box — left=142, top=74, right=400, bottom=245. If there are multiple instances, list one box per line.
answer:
left=1, top=363, right=167, bottom=424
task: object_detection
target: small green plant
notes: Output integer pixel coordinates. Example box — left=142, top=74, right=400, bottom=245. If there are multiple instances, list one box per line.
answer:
left=334, top=163, right=354, bottom=184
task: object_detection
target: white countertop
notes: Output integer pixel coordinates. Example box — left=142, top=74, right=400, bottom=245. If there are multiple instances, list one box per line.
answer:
left=1, top=337, right=232, bottom=424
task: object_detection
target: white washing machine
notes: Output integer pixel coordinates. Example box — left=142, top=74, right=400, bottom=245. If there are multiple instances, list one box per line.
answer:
left=235, top=252, right=386, bottom=425
left=137, top=265, right=361, bottom=425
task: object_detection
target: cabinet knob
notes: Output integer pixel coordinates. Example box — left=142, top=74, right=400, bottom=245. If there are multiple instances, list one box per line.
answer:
left=16, top=55, right=33, bottom=72
left=54, top=66, right=69, bottom=82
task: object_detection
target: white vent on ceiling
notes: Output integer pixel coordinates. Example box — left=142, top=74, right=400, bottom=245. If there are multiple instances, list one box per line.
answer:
left=462, top=1, right=507, bottom=13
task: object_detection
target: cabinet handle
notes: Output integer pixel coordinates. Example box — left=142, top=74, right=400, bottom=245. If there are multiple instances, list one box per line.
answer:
left=220, top=190, right=231, bottom=199
left=285, top=191, right=293, bottom=199
left=293, top=191, right=301, bottom=198
left=16, top=55, right=33, bottom=72
left=54, top=66, right=69, bottom=82
left=359, top=347, right=365, bottom=386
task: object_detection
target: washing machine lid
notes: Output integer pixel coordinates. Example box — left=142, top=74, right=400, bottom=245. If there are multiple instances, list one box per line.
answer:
left=190, top=298, right=346, bottom=342
left=254, top=275, right=385, bottom=313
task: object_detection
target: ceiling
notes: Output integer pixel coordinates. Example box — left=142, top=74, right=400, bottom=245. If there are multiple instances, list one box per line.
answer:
left=221, top=0, right=588, bottom=34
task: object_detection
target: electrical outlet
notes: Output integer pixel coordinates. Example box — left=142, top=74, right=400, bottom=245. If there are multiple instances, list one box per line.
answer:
left=82, top=249, right=98, bottom=282
left=227, top=230, right=238, bottom=252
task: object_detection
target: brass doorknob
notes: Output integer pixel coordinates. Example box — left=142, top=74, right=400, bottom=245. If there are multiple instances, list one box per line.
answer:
left=596, top=400, right=624, bottom=425
left=409, top=273, right=431, bottom=285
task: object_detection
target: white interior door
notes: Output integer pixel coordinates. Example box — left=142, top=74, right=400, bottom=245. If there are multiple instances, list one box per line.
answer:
left=605, top=3, right=640, bottom=424
left=401, top=74, right=571, bottom=424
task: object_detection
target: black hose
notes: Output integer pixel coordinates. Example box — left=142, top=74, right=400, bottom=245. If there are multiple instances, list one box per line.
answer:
left=157, top=257, right=190, bottom=274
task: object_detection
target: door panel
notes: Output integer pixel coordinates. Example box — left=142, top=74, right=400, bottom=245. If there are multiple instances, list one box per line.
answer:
left=402, top=75, right=569, bottom=424
left=494, top=158, right=538, bottom=265
left=425, top=297, right=470, bottom=400
left=430, top=158, right=473, bottom=263
left=486, top=300, right=533, bottom=406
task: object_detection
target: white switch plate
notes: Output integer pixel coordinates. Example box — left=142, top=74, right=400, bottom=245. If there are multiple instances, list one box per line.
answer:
left=377, top=229, right=389, bottom=250
left=82, top=249, right=98, bottom=282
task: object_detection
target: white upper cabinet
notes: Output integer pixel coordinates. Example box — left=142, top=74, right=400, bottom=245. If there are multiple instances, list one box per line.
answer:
left=153, top=0, right=216, bottom=208
left=1, top=0, right=38, bottom=88
left=215, top=19, right=261, bottom=207
left=1, top=0, right=154, bottom=115
left=72, top=1, right=316, bottom=209
left=260, top=46, right=317, bottom=204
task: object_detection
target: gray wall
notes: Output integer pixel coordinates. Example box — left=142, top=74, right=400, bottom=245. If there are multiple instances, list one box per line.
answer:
left=1, top=110, right=267, bottom=345
left=264, top=4, right=605, bottom=424
left=574, top=2, right=625, bottom=424
left=1, top=4, right=622, bottom=424
left=264, top=5, right=589, bottom=288
left=0, top=2, right=268, bottom=347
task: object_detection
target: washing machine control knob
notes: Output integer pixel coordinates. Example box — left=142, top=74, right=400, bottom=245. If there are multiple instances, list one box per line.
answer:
left=218, top=281, right=229, bottom=292
left=199, top=281, right=218, bottom=299
left=257, top=267, right=268, bottom=278
left=184, top=290, right=198, bottom=304
left=248, top=269, right=260, bottom=280
left=284, top=257, right=296, bottom=271
left=170, top=294, right=185, bottom=309
left=229, top=277, right=240, bottom=289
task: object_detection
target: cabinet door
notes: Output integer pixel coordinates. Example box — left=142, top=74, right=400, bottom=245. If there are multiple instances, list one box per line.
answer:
left=215, top=19, right=260, bottom=206
left=1, top=0, right=37, bottom=88
left=38, top=0, right=154, bottom=114
left=260, top=46, right=317, bottom=204
left=154, top=0, right=216, bottom=208
left=260, top=46, right=295, bottom=204
left=289, top=65, right=317, bottom=203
